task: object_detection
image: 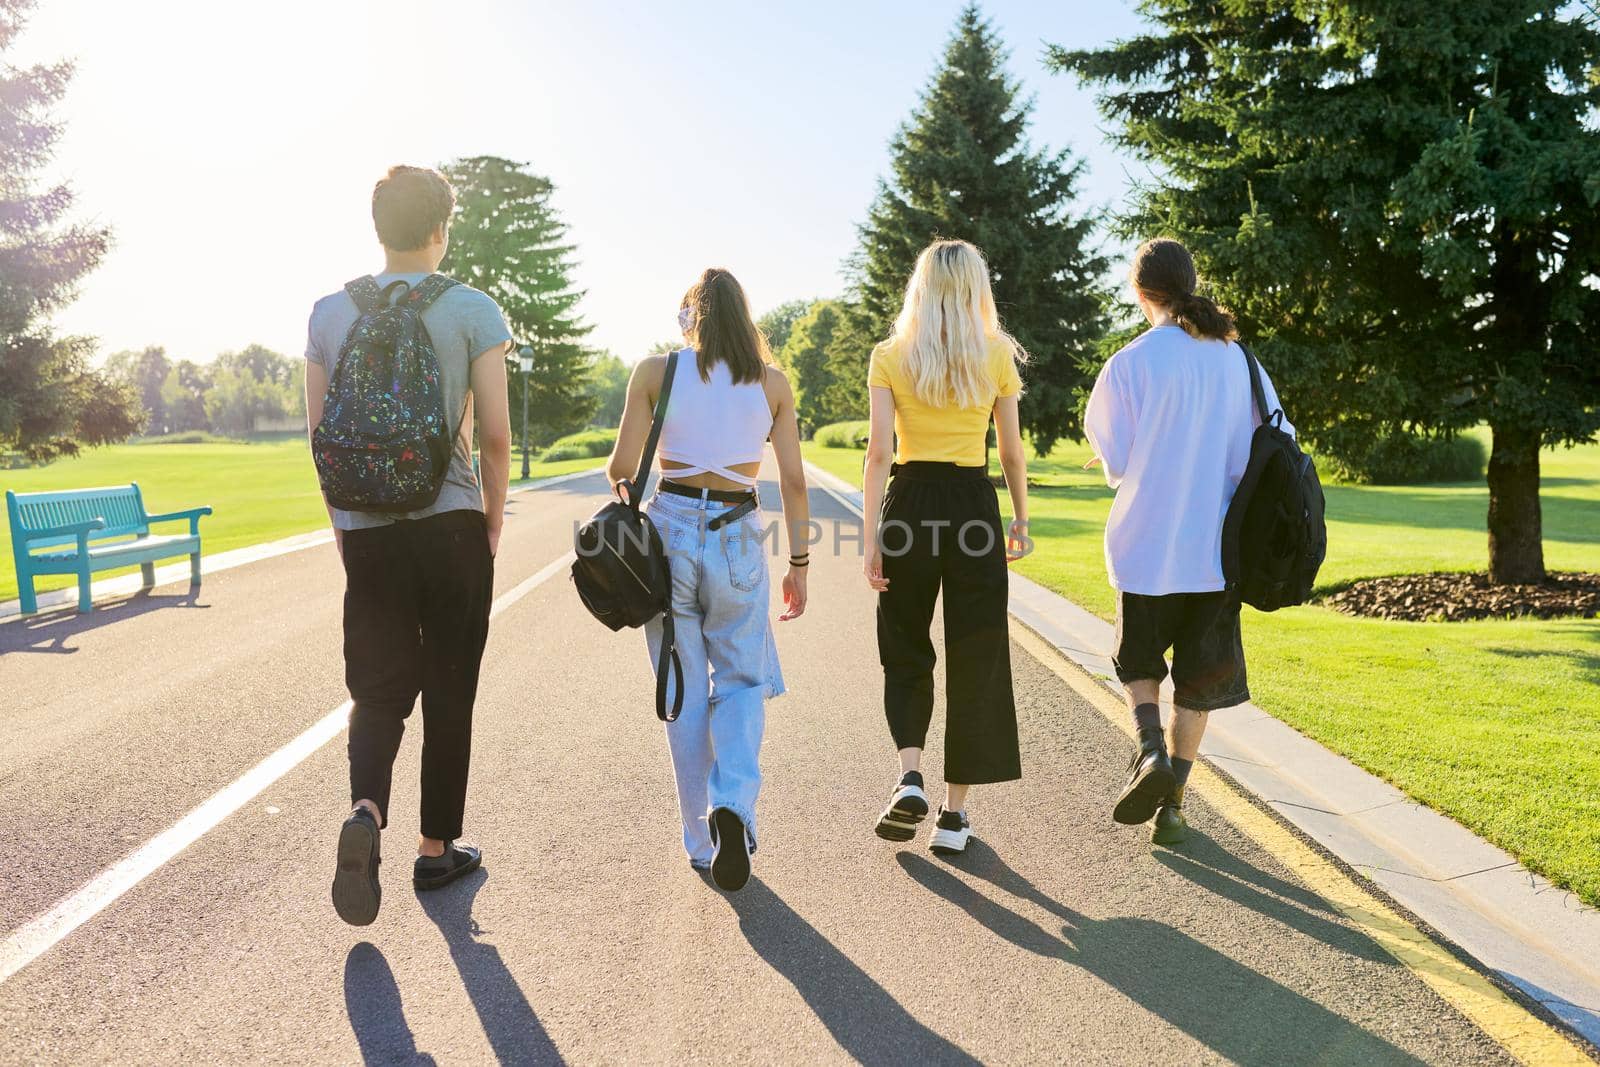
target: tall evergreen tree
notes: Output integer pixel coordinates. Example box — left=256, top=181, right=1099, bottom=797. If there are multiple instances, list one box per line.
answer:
left=1053, top=1, right=1600, bottom=584
left=849, top=4, right=1108, bottom=454
left=442, top=156, right=596, bottom=447
left=0, top=0, right=139, bottom=461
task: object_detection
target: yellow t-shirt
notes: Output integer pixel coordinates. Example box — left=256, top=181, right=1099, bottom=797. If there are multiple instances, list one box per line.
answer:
left=867, top=340, right=1023, bottom=466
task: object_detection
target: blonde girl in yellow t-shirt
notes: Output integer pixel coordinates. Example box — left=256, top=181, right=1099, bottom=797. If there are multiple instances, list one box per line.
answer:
left=862, top=239, right=1032, bottom=856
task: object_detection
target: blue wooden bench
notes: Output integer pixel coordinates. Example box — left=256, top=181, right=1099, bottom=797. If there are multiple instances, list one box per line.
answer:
left=6, top=484, right=212, bottom=615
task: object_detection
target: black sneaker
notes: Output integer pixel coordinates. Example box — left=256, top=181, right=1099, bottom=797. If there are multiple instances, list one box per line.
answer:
left=874, top=771, right=930, bottom=842
left=928, top=807, right=971, bottom=856
left=1113, top=726, right=1177, bottom=826
left=332, top=806, right=381, bottom=927
left=413, top=842, right=482, bottom=891
left=708, top=807, right=752, bottom=892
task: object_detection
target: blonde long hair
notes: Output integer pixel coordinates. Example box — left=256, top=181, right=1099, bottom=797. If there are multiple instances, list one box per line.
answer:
left=879, top=239, right=1026, bottom=410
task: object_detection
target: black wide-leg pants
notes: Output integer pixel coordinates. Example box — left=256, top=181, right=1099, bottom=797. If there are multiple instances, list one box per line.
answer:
left=876, top=462, right=1020, bottom=785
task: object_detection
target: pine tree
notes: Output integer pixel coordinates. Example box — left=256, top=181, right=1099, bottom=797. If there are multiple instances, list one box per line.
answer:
left=1053, top=1, right=1600, bottom=584
left=849, top=4, right=1108, bottom=454
left=442, top=156, right=596, bottom=447
left=0, top=0, right=139, bottom=461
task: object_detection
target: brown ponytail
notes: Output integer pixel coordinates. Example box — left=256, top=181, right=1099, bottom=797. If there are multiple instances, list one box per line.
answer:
left=680, top=268, right=771, bottom=385
left=1131, top=238, right=1238, bottom=342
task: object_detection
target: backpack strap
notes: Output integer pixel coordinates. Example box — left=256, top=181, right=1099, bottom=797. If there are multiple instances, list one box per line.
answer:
left=1238, top=342, right=1279, bottom=425
left=409, top=273, right=461, bottom=311
left=344, top=276, right=386, bottom=314
left=623, top=348, right=681, bottom=512
left=656, top=612, right=685, bottom=722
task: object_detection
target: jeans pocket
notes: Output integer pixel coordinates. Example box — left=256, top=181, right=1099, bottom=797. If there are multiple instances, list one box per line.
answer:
left=723, top=526, right=765, bottom=593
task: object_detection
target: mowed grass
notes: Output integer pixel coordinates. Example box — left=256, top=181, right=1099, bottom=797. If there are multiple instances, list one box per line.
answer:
left=1, top=438, right=602, bottom=603
left=802, top=433, right=1600, bottom=906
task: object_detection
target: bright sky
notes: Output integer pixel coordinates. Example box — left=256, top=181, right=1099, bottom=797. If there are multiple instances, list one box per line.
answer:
left=14, top=0, right=1150, bottom=366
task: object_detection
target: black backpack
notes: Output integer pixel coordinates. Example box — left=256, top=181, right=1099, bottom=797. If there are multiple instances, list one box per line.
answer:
left=571, top=350, right=684, bottom=722
left=1221, top=344, right=1327, bottom=611
left=312, top=274, right=459, bottom=513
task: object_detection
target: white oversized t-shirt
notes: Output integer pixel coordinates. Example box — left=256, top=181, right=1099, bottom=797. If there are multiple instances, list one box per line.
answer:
left=1084, top=325, right=1293, bottom=596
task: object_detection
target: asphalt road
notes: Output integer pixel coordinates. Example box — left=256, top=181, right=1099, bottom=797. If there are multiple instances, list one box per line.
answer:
left=0, top=467, right=1521, bottom=1065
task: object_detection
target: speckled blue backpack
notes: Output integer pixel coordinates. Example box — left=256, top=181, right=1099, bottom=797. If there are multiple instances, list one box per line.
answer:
left=313, top=273, right=459, bottom=512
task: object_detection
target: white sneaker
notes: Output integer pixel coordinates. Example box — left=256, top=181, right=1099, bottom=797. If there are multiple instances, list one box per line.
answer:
left=928, top=808, right=971, bottom=856
left=875, top=772, right=930, bottom=842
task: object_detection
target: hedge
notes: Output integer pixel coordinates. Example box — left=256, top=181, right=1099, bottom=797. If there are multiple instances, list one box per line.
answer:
left=813, top=421, right=871, bottom=449
left=1324, top=433, right=1486, bottom=485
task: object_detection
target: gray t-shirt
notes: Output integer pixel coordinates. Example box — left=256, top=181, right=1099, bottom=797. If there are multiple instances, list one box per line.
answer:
left=305, top=272, right=513, bottom=531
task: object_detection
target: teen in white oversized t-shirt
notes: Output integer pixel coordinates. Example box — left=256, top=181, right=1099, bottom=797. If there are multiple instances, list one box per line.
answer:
left=1085, top=237, right=1296, bottom=848
left=1084, top=324, right=1292, bottom=595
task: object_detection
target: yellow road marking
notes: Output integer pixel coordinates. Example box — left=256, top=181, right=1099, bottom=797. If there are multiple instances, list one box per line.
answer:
left=1010, top=621, right=1593, bottom=1067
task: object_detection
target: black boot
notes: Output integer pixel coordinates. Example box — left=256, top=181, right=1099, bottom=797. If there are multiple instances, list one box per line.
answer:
left=1152, top=785, right=1188, bottom=845
left=1113, top=726, right=1176, bottom=825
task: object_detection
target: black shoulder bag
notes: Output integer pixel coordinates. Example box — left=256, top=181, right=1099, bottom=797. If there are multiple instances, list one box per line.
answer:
left=1220, top=343, right=1328, bottom=611
left=571, top=350, right=684, bottom=721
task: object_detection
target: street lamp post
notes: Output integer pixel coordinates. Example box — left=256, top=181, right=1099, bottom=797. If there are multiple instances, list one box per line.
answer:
left=518, top=345, right=534, bottom=481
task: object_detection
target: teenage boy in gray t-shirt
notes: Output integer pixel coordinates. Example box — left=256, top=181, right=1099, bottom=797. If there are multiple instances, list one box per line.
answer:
left=306, top=165, right=513, bottom=925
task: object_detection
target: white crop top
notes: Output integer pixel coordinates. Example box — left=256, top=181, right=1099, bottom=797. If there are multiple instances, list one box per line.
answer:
left=657, top=348, right=773, bottom=487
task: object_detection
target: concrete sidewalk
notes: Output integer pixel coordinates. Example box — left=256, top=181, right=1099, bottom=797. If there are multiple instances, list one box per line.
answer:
left=806, top=458, right=1600, bottom=1049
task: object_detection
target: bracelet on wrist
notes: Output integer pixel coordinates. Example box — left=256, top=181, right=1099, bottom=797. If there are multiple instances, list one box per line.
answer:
left=788, top=557, right=810, bottom=567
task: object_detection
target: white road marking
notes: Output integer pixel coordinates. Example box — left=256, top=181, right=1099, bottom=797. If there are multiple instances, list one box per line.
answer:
left=0, top=548, right=577, bottom=986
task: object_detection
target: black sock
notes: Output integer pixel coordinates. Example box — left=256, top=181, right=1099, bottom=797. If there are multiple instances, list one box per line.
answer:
left=900, top=770, right=924, bottom=789
left=1132, top=702, right=1161, bottom=732
left=1172, top=757, right=1194, bottom=789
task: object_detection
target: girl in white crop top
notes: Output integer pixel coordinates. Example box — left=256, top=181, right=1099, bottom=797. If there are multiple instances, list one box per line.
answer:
left=605, top=267, right=811, bottom=891
left=655, top=352, right=774, bottom=487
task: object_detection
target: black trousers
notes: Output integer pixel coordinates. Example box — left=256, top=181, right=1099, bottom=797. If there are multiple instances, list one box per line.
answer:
left=876, top=462, right=1020, bottom=785
left=342, top=509, right=494, bottom=841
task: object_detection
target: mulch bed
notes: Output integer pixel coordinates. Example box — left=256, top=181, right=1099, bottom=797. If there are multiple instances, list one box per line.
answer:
left=1324, top=571, right=1600, bottom=622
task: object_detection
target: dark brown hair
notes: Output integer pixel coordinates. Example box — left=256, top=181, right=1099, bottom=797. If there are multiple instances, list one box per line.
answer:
left=371, top=165, right=456, bottom=252
left=680, top=268, right=771, bottom=385
left=1131, top=237, right=1238, bottom=342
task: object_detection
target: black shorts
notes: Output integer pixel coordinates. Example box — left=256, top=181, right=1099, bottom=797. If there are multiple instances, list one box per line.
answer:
left=1112, top=590, right=1249, bottom=712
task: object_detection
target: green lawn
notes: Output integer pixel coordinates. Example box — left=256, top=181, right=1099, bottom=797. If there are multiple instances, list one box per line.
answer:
left=1, top=438, right=601, bottom=603
left=803, top=433, right=1600, bottom=906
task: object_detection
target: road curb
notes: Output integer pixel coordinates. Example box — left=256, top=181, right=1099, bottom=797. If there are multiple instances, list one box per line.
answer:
left=803, top=457, right=1600, bottom=1051
left=0, top=465, right=605, bottom=624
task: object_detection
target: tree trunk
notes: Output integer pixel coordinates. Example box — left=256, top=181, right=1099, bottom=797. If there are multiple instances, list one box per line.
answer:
left=1486, top=423, right=1545, bottom=585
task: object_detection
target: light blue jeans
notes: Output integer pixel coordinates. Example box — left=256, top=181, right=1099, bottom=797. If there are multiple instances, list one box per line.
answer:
left=644, top=488, right=785, bottom=867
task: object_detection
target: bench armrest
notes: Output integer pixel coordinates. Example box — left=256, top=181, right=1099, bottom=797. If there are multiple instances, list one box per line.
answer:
left=25, top=517, right=107, bottom=541
left=144, top=506, right=212, bottom=535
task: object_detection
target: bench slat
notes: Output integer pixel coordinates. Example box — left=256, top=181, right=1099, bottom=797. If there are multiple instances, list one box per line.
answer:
left=12, top=485, right=147, bottom=547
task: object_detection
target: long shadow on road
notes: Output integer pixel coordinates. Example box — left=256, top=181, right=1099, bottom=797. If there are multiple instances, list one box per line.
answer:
left=899, top=846, right=1426, bottom=1067
left=417, top=868, right=566, bottom=1066
left=1149, top=833, right=1391, bottom=964
left=728, top=877, right=982, bottom=1066
left=344, top=942, right=437, bottom=1066
left=0, top=589, right=205, bottom=656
